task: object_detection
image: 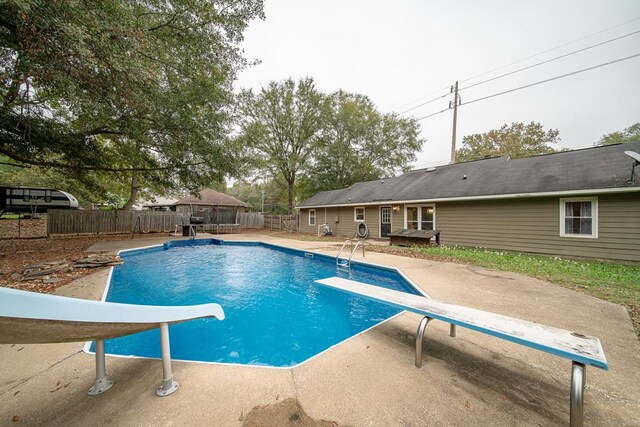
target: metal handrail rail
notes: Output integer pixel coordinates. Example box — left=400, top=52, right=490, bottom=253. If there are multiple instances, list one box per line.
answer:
left=336, top=239, right=366, bottom=268
left=350, top=240, right=365, bottom=261
left=336, top=239, right=353, bottom=266
left=188, top=225, right=196, bottom=240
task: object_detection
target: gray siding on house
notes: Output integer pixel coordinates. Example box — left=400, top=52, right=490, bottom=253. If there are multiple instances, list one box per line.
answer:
left=299, top=193, right=640, bottom=262
left=436, top=193, right=640, bottom=262
left=299, top=206, right=383, bottom=238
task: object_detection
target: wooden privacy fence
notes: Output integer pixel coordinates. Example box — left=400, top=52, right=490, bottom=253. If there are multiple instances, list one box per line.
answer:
left=47, top=210, right=294, bottom=235
left=263, top=214, right=298, bottom=232
left=237, top=212, right=264, bottom=229
left=47, top=210, right=180, bottom=235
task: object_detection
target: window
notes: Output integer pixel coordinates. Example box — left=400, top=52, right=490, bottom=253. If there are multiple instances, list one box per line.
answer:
left=354, top=207, right=365, bottom=222
left=560, top=197, right=598, bottom=238
left=421, top=206, right=434, bottom=230
left=405, top=205, right=435, bottom=230
left=309, top=209, right=316, bottom=226
left=22, top=189, right=30, bottom=202
left=406, top=207, right=418, bottom=230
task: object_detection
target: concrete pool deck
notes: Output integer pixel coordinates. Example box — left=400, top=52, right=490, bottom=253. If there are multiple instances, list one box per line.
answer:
left=1, top=233, right=639, bottom=426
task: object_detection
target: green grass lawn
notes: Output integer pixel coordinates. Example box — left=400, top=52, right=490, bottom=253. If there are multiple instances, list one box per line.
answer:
left=391, top=245, right=640, bottom=336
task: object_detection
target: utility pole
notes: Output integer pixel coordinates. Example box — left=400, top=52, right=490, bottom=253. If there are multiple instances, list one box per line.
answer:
left=449, top=81, right=461, bottom=164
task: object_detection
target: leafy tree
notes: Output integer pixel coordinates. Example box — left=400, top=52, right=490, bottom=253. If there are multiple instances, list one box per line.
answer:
left=305, top=90, right=422, bottom=196
left=596, top=122, right=640, bottom=145
left=456, top=122, right=559, bottom=162
left=227, top=179, right=288, bottom=213
left=0, top=0, right=264, bottom=208
left=236, top=78, right=326, bottom=214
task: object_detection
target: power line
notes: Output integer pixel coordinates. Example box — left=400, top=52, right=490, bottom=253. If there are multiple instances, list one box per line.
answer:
left=460, top=29, right=640, bottom=92
left=415, top=107, right=450, bottom=121
left=394, top=85, right=450, bottom=111
left=463, top=52, right=640, bottom=106
left=397, top=16, right=640, bottom=111
left=413, top=52, right=640, bottom=121
left=460, top=15, right=640, bottom=84
left=398, top=92, right=450, bottom=115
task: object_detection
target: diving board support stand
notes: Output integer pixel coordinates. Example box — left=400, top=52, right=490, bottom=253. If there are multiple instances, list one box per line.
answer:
left=415, top=317, right=431, bottom=368
left=571, top=362, right=585, bottom=427
left=157, top=322, right=179, bottom=396
left=416, top=317, right=456, bottom=368
left=88, top=339, right=113, bottom=395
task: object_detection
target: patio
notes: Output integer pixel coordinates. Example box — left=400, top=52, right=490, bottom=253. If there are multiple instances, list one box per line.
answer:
left=1, top=233, right=638, bottom=426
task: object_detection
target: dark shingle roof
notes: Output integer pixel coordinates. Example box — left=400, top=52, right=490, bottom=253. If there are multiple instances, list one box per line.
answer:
left=299, top=142, right=640, bottom=208
left=176, top=189, right=247, bottom=207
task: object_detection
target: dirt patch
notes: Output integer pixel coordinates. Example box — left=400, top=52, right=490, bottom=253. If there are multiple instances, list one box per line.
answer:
left=241, top=398, right=342, bottom=427
left=0, top=234, right=169, bottom=293
left=0, top=218, right=47, bottom=239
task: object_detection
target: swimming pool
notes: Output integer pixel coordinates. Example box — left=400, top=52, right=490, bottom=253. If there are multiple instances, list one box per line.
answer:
left=94, top=240, right=422, bottom=367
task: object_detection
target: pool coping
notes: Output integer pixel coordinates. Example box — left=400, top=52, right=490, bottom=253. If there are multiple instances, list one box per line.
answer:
left=82, top=237, right=429, bottom=370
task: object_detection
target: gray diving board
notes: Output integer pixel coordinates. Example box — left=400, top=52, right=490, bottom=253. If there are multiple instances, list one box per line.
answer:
left=315, top=277, right=607, bottom=427
left=0, top=287, right=224, bottom=397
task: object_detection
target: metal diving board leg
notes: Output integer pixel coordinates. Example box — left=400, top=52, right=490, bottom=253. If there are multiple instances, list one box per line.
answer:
left=88, top=339, right=114, bottom=395
left=415, top=316, right=432, bottom=368
left=570, top=362, right=586, bottom=427
left=156, top=322, right=179, bottom=396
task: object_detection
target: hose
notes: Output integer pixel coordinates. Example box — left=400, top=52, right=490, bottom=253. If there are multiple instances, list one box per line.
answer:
left=356, top=222, right=369, bottom=239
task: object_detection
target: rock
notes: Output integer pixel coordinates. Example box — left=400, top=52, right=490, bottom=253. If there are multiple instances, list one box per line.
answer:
left=22, top=264, right=69, bottom=279
left=73, top=255, right=123, bottom=268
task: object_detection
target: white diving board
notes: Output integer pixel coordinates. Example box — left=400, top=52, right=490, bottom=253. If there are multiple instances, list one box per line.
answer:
left=0, top=287, right=224, bottom=397
left=315, top=277, right=607, bottom=427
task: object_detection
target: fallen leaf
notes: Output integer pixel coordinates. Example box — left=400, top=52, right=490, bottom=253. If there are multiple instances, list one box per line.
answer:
left=465, top=401, right=471, bottom=408
left=12, top=415, right=20, bottom=422
left=13, top=390, right=20, bottom=396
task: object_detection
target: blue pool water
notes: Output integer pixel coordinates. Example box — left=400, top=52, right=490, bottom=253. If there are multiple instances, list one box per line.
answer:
left=99, top=240, right=420, bottom=367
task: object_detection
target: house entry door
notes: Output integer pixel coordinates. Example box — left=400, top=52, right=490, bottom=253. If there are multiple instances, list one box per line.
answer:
left=380, top=207, right=392, bottom=237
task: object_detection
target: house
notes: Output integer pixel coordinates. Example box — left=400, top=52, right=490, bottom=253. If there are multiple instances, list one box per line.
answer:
left=142, top=189, right=247, bottom=224
left=297, top=142, right=640, bottom=262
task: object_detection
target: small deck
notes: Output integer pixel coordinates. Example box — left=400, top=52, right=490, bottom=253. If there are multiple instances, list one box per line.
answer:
left=387, top=229, right=440, bottom=246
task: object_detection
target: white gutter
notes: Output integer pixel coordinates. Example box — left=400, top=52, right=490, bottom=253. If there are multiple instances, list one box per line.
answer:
left=296, top=186, right=640, bottom=209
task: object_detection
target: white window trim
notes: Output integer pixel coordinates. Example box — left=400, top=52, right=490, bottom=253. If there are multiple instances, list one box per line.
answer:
left=559, top=197, right=598, bottom=239
left=404, top=204, right=436, bottom=230
left=354, top=206, right=365, bottom=222
left=308, top=209, right=316, bottom=226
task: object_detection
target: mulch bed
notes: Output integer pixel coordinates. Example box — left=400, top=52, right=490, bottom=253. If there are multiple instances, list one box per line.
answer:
left=0, top=234, right=168, bottom=294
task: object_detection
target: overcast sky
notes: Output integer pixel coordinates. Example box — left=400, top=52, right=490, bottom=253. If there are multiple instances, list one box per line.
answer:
left=235, top=0, right=640, bottom=169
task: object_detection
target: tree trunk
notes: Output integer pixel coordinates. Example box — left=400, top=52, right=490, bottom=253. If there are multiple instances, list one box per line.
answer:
left=122, top=172, right=139, bottom=210
left=287, top=177, right=295, bottom=215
